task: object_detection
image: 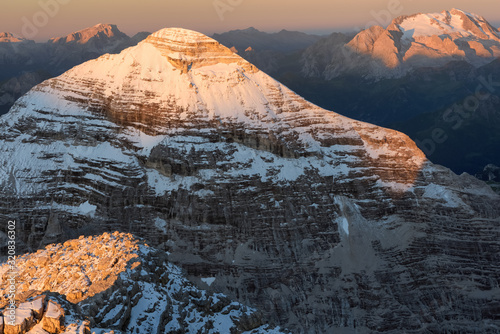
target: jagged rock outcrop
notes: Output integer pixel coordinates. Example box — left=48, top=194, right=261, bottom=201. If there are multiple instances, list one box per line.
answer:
left=0, top=232, right=285, bottom=334
left=41, top=301, right=65, bottom=333
left=0, top=28, right=499, bottom=333
left=3, top=305, right=35, bottom=334
left=0, top=295, right=77, bottom=334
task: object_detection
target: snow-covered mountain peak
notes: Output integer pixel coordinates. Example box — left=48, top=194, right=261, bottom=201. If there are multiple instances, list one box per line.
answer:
left=149, top=27, right=217, bottom=44
left=447, top=8, right=477, bottom=18
left=6, top=26, right=427, bottom=162
left=340, top=9, right=500, bottom=77
left=394, top=8, right=500, bottom=41
left=142, top=27, right=254, bottom=73
left=2, top=26, right=429, bottom=198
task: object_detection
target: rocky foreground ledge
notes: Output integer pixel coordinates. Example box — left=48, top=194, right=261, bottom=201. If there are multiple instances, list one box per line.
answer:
left=0, top=295, right=75, bottom=334
left=0, top=232, right=285, bottom=334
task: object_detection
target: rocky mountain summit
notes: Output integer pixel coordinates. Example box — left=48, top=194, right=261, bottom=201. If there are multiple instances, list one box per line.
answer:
left=0, top=28, right=499, bottom=333
left=44, top=23, right=140, bottom=74
left=0, top=33, right=31, bottom=44
left=302, top=8, right=500, bottom=79
left=49, top=24, right=129, bottom=48
left=0, top=232, right=283, bottom=333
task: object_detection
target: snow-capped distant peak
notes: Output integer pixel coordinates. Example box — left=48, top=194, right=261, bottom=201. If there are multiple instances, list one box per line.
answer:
left=342, top=8, right=500, bottom=76
left=395, top=8, right=500, bottom=40
left=49, top=23, right=128, bottom=45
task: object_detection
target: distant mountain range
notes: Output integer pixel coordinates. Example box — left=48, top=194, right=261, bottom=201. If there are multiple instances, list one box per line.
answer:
left=48, top=23, right=129, bottom=46
left=210, top=27, right=326, bottom=75
left=0, top=24, right=150, bottom=115
left=0, top=25, right=323, bottom=117
left=2, top=10, right=500, bottom=179
left=212, top=27, right=323, bottom=52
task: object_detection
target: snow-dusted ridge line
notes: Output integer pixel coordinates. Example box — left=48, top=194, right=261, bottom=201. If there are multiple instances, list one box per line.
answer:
left=0, top=232, right=287, bottom=333
left=150, top=27, right=217, bottom=43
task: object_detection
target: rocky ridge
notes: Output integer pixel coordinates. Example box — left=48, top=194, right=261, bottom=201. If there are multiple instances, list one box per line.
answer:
left=1, top=296, right=71, bottom=334
left=0, top=28, right=499, bottom=333
left=0, top=33, right=30, bottom=44
left=0, top=232, right=285, bottom=334
left=49, top=24, right=128, bottom=47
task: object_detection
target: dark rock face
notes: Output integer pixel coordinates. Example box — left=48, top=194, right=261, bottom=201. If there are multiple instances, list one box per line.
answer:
left=477, top=164, right=500, bottom=182
left=476, top=164, right=500, bottom=195
left=0, top=28, right=499, bottom=333
left=212, top=27, right=322, bottom=53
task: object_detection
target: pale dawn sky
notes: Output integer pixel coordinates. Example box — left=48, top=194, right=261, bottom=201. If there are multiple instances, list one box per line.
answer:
left=1, top=0, right=499, bottom=41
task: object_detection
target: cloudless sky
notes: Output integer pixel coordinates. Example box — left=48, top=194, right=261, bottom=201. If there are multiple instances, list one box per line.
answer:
left=1, top=0, right=500, bottom=41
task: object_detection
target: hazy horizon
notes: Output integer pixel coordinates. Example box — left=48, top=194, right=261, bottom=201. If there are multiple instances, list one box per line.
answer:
left=2, top=0, right=500, bottom=42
